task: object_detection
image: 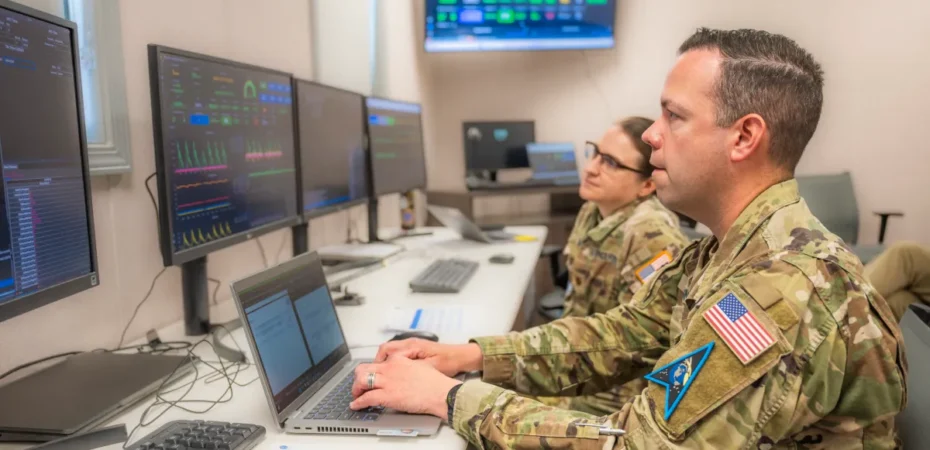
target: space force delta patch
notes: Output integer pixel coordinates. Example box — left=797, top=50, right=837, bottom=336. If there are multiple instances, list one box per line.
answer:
left=636, top=251, right=672, bottom=283
left=644, top=342, right=714, bottom=420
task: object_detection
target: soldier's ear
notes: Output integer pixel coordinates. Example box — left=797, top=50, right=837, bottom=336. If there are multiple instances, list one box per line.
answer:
left=638, top=177, right=656, bottom=198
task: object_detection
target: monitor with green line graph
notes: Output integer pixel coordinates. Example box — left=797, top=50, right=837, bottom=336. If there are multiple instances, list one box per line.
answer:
left=148, top=45, right=300, bottom=267
left=424, top=0, right=616, bottom=53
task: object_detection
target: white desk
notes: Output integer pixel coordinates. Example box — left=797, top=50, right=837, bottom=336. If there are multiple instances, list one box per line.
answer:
left=1, top=226, right=546, bottom=450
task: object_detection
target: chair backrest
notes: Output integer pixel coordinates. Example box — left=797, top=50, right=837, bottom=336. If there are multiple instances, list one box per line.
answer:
left=898, top=305, right=930, bottom=447
left=795, top=172, right=859, bottom=245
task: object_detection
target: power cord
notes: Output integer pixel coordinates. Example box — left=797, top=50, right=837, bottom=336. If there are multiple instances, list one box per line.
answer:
left=117, top=267, right=169, bottom=349
left=0, top=351, right=82, bottom=382
left=255, top=239, right=269, bottom=268
left=208, top=277, right=222, bottom=305
left=122, top=327, right=258, bottom=447
left=274, top=233, right=288, bottom=265
left=0, top=341, right=194, bottom=383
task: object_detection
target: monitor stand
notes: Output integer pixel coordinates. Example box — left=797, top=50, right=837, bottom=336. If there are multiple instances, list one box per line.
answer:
left=180, top=257, right=245, bottom=362
left=291, top=223, right=309, bottom=257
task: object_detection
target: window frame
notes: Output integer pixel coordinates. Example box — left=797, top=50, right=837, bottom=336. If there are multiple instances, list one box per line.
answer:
left=63, top=0, right=132, bottom=175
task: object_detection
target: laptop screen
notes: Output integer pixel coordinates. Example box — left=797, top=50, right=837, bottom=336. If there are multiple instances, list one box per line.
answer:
left=235, top=253, right=349, bottom=414
left=527, top=142, right=579, bottom=181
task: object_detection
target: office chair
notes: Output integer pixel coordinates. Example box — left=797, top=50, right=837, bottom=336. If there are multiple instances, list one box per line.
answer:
left=796, top=172, right=902, bottom=264
left=537, top=245, right=568, bottom=321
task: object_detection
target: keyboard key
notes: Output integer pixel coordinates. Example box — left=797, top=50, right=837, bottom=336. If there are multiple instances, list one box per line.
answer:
left=362, top=414, right=380, bottom=421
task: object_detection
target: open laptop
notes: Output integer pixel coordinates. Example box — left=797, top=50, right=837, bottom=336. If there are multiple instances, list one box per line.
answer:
left=526, top=142, right=581, bottom=185
left=230, top=251, right=441, bottom=437
left=427, top=205, right=515, bottom=243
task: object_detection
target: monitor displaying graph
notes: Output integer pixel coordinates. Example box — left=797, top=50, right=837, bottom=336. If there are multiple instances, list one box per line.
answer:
left=149, top=46, right=299, bottom=266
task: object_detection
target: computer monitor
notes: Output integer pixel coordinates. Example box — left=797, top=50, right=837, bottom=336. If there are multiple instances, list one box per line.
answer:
left=148, top=45, right=301, bottom=268
left=424, top=0, right=617, bottom=53
left=365, top=97, right=427, bottom=196
left=0, top=1, right=99, bottom=323
left=294, top=80, right=368, bottom=219
left=463, top=121, right=535, bottom=172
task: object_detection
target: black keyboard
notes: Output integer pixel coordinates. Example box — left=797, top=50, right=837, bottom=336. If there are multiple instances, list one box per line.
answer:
left=304, top=371, right=383, bottom=421
left=409, top=258, right=480, bottom=293
left=127, top=420, right=264, bottom=450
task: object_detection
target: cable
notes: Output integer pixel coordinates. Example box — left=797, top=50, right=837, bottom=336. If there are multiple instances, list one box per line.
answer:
left=255, top=238, right=269, bottom=268
left=274, top=233, right=288, bottom=265
left=0, top=340, right=194, bottom=383
left=0, top=351, right=82, bottom=382
left=117, top=267, right=169, bottom=349
left=208, top=277, right=221, bottom=305
left=144, top=172, right=158, bottom=220
left=123, top=331, right=256, bottom=447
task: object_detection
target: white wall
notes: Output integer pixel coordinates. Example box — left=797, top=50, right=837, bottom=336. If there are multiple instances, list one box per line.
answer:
left=373, top=0, right=434, bottom=227
left=0, top=0, right=315, bottom=374
left=423, top=0, right=930, bottom=245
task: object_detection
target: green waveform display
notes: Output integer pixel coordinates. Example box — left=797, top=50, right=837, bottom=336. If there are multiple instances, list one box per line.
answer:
left=175, top=141, right=229, bottom=169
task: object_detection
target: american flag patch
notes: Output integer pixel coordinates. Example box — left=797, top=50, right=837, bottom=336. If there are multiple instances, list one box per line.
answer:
left=636, top=251, right=672, bottom=283
left=703, top=293, right=775, bottom=364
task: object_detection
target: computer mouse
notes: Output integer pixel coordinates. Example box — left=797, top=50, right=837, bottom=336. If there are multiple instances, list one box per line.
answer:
left=489, top=253, right=515, bottom=264
left=390, top=330, right=439, bottom=342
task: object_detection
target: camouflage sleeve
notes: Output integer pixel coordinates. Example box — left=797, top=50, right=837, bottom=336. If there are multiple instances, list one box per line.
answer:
left=470, top=242, right=695, bottom=397
left=612, top=218, right=690, bottom=305
left=452, top=259, right=906, bottom=449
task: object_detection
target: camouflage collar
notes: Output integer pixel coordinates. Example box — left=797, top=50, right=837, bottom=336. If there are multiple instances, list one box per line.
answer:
left=585, top=197, right=649, bottom=243
left=702, top=179, right=801, bottom=278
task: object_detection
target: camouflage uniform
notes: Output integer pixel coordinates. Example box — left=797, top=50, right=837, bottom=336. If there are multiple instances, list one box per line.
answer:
left=451, top=180, right=908, bottom=449
left=543, top=196, right=688, bottom=415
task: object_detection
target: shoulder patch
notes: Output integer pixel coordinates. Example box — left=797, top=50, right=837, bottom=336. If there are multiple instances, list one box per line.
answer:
left=703, top=293, right=775, bottom=365
left=644, top=342, right=714, bottom=420
left=636, top=250, right=673, bottom=283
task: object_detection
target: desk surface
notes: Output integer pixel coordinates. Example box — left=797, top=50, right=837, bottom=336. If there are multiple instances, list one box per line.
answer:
left=0, top=226, right=546, bottom=450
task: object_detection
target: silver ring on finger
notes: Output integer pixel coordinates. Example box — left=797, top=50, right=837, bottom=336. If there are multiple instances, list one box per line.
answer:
left=367, top=372, right=375, bottom=390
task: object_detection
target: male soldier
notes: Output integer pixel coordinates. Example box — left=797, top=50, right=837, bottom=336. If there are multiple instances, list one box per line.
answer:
left=543, top=116, right=689, bottom=415
left=349, top=28, right=908, bottom=449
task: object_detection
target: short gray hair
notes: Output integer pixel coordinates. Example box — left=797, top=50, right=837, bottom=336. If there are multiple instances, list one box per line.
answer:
left=678, top=28, right=824, bottom=171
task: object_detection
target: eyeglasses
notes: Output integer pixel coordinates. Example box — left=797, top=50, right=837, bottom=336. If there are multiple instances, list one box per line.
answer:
left=584, top=141, right=650, bottom=175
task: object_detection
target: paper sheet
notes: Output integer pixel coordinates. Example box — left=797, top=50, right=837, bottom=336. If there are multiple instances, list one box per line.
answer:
left=386, top=306, right=467, bottom=336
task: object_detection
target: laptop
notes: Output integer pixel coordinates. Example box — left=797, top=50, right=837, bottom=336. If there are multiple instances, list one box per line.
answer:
left=427, top=205, right=515, bottom=243
left=0, top=352, right=195, bottom=443
left=230, top=251, right=442, bottom=437
left=526, top=142, right=581, bottom=185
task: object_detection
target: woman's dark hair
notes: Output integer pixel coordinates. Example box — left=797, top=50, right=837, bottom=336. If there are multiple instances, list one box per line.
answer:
left=616, top=116, right=655, bottom=177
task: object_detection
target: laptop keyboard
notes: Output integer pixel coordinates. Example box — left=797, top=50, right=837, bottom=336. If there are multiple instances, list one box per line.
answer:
left=304, top=372, right=382, bottom=422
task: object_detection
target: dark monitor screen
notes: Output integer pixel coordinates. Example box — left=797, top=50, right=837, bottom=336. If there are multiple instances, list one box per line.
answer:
left=294, top=80, right=368, bottom=218
left=149, top=46, right=300, bottom=266
left=0, top=2, right=98, bottom=323
left=463, top=121, right=535, bottom=171
left=366, top=97, right=427, bottom=196
left=424, top=0, right=616, bottom=53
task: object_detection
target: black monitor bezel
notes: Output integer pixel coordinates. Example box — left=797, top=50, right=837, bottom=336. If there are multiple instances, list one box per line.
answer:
left=148, top=45, right=301, bottom=267
left=463, top=120, right=536, bottom=171
left=0, top=0, right=100, bottom=323
left=363, top=96, right=428, bottom=197
left=421, top=0, right=618, bottom=54
left=292, top=78, right=370, bottom=221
